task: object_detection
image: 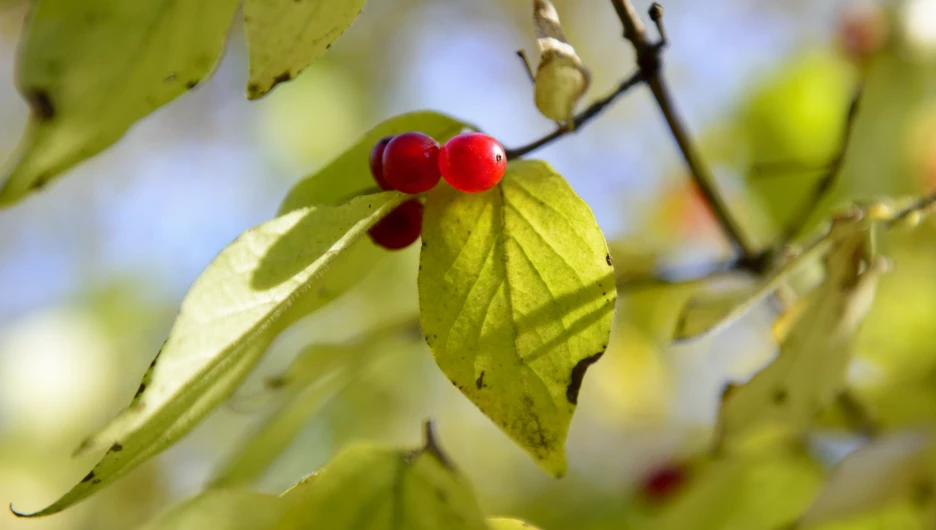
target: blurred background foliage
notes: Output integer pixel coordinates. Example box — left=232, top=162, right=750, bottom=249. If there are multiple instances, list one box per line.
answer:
left=1, top=0, right=936, bottom=528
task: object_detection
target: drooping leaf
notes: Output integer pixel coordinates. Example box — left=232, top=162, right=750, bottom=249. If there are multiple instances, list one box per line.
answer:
left=208, top=319, right=420, bottom=488
left=713, top=220, right=884, bottom=453
left=532, top=0, right=590, bottom=126
left=136, top=490, right=287, bottom=530
left=0, top=0, right=238, bottom=206
left=673, top=238, right=833, bottom=341
left=244, top=0, right=366, bottom=99
left=10, top=192, right=405, bottom=517
left=798, top=431, right=933, bottom=528
left=488, top=517, right=543, bottom=529
left=418, top=160, right=616, bottom=476
left=278, top=111, right=470, bottom=213
left=273, top=436, right=489, bottom=530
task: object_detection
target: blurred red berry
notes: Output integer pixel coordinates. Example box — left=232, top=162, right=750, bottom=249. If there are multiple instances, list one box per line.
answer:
left=439, top=132, right=507, bottom=193
left=640, top=464, right=687, bottom=502
left=368, top=199, right=424, bottom=250
left=382, top=132, right=442, bottom=194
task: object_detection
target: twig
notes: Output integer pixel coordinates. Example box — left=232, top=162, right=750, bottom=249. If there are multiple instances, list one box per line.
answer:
left=504, top=71, right=644, bottom=159
left=776, top=86, right=865, bottom=243
left=609, top=0, right=760, bottom=265
left=516, top=50, right=536, bottom=83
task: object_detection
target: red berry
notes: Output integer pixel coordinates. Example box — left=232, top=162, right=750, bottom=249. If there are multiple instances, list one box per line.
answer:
left=369, top=135, right=395, bottom=190
left=368, top=199, right=424, bottom=250
left=439, top=132, right=506, bottom=193
left=382, top=132, right=442, bottom=194
left=640, top=464, right=687, bottom=502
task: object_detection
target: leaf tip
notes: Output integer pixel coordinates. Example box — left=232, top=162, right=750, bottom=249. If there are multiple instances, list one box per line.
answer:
left=9, top=502, right=28, bottom=518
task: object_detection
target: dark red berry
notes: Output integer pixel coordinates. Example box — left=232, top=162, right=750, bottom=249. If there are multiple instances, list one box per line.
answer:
left=640, top=464, right=687, bottom=502
left=382, top=132, right=442, bottom=194
left=369, top=135, right=395, bottom=190
left=368, top=199, right=424, bottom=250
left=439, top=132, right=506, bottom=193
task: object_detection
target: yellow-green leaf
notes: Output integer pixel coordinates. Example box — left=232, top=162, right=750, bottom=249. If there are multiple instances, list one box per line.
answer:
left=488, top=517, right=543, bottom=529
left=714, top=221, right=884, bottom=453
left=418, top=160, right=616, bottom=476
left=137, top=490, right=287, bottom=530
left=244, top=0, right=365, bottom=99
left=0, top=0, right=238, bottom=206
left=274, top=441, right=489, bottom=530
left=278, top=111, right=470, bottom=213
left=798, top=431, right=933, bottom=528
left=208, top=320, right=420, bottom=488
left=10, top=192, right=405, bottom=518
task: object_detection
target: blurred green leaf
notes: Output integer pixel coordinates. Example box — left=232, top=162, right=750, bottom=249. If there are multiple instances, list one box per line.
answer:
left=278, top=111, right=470, bottom=213
left=0, top=0, right=238, bottom=206
left=488, top=517, right=543, bottom=529
left=244, top=0, right=366, bottom=99
left=208, top=319, right=420, bottom=488
left=799, top=431, right=933, bottom=528
left=274, top=440, right=489, bottom=530
left=649, top=449, right=823, bottom=530
left=137, top=490, right=287, bottom=530
left=12, top=192, right=404, bottom=517
left=418, top=160, right=616, bottom=476
left=714, top=221, right=884, bottom=453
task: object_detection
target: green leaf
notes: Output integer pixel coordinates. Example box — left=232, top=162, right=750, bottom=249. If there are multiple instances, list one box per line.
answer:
left=244, top=0, right=366, bottom=99
left=278, top=111, right=470, bottom=213
left=0, top=0, right=238, bottom=206
left=713, top=221, right=884, bottom=453
left=208, top=320, right=420, bottom=488
left=488, top=517, right=543, bottom=529
left=273, top=436, right=489, bottom=530
left=11, top=192, right=405, bottom=518
left=798, top=431, right=933, bottom=528
left=418, top=160, right=616, bottom=476
left=137, top=490, right=287, bottom=530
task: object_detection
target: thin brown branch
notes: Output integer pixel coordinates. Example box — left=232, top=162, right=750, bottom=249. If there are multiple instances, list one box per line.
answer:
left=504, top=71, right=644, bottom=159
left=609, top=0, right=760, bottom=265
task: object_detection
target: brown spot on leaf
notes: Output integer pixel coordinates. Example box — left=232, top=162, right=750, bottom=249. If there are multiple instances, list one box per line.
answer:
left=606, top=253, right=612, bottom=266
left=566, top=351, right=605, bottom=404
left=269, top=71, right=293, bottom=92
left=80, top=471, right=95, bottom=483
left=475, top=371, right=485, bottom=390
left=772, top=388, right=788, bottom=405
left=25, top=89, right=55, bottom=121
left=185, top=80, right=199, bottom=89
left=109, top=443, right=123, bottom=452
left=135, top=383, right=146, bottom=397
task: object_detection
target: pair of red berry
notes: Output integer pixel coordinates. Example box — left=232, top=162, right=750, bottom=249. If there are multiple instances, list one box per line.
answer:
left=367, top=131, right=507, bottom=250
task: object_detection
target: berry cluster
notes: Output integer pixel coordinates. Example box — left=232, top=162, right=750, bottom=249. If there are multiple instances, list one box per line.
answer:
left=367, top=131, right=506, bottom=249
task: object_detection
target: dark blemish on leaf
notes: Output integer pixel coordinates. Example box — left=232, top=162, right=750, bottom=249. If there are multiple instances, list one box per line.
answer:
left=326, top=43, right=332, bottom=50
left=185, top=80, right=199, bottom=89
left=109, top=443, right=123, bottom=453
left=164, top=72, right=177, bottom=83
left=566, top=351, right=605, bottom=405
left=475, top=371, right=485, bottom=390
left=772, top=388, right=788, bottom=405
left=270, top=71, right=293, bottom=91
left=266, top=375, right=286, bottom=389
left=91, top=479, right=101, bottom=485
left=720, top=383, right=739, bottom=402
left=135, top=383, right=146, bottom=397
left=606, top=253, right=612, bottom=266
left=29, top=173, right=50, bottom=191
left=25, top=89, right=55, bottom=121
left=81, top=471, right=95, bottom=483
left=247, top=82, right=260, bottom=96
